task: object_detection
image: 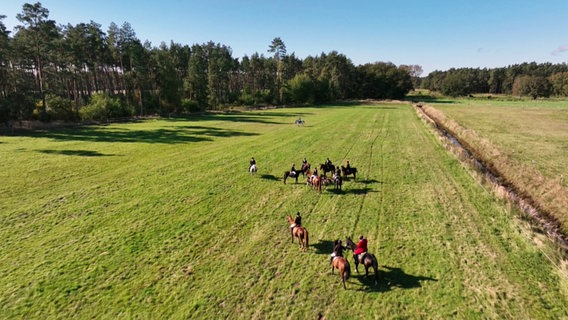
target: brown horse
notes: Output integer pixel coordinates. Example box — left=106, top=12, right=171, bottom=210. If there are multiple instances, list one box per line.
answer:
left=319, top=163, right=335, bottom=177
left=341, top=166, right=357, bottom=179
left=345, top=237, right=379, bottom=285
left=306, top=171, right=322, bottom=192
left=286, top=215, right=309, bottom=251
left=331, top=256, right=351, bottom=290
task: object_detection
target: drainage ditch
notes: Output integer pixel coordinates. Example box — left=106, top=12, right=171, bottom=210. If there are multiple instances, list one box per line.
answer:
left=415, top=104, right=568, bottom=252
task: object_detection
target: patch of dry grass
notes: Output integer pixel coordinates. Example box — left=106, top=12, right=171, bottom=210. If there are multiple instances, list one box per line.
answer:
left=420, top=103, right=568, bottom=235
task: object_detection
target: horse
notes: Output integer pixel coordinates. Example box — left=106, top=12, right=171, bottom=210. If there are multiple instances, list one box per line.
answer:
left=345, top=237, right=379, bottom=285
left=294, top=119, right=305, bottom=126
left=249, top=164, right=257, bottom=174
left=283, top=163, right=310, bottom=184
left=331, top=256, right=351, bottom=290
left=319, top=163, right=336, bottom=177
left=306, top=172, right=322, bottom=192
left=333, top=174, right=342, bottom=190
left=286, top=215, right=309, bottom=251
left=320, top=176, right=333, bottom=188
left=341, top=166, right=357, bottom=179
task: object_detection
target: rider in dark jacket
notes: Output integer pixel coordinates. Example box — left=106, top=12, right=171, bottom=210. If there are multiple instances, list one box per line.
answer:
left=330, top=239, right=346, bottom=264
left=290, top=211, right=302, bottom=237
left=334, top=166, right=341, bottom=178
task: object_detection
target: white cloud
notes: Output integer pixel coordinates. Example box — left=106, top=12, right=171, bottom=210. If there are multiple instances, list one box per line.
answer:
left=552, top=45, right=568, bottom=56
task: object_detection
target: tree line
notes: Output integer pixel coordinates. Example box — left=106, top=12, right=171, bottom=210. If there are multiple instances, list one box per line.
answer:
left=420, top=62, right=568, bottom=99
left=0, top=2, right=415, bottom=123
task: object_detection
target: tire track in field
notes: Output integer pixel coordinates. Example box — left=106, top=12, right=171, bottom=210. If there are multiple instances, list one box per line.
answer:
left=372, top=112, right=388, bottom=253
left=349, top=111, right=386, bottom=237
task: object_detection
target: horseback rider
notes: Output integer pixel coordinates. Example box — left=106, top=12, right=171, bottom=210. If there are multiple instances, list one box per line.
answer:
left=310, top=169, right=318, bottom=184
left=334, top=166, right=341, bottom=178
left=290, top=211, right=302, bottom=237
left=330, top=239, right=346, bottom=264
left=325, top=157, right=332, bottom=167
left=249, top=157, right=256, bottom=170
left=290, top=163, right=296, bottom=177
left=301, top=158, right=308, bottom=171
left=353, top=235, right=368, bottom=264
left=346, top=160, right=351, bottom=170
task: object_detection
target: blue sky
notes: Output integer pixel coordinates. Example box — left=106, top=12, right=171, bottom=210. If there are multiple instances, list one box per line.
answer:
left=2, top=0, right=568, bottom=75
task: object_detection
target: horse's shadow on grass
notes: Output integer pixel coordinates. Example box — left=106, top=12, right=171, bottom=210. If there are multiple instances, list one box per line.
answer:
left=312, top=239, right=336, bottom=255
left=37, top=149, right=113, bottom=157
left=352, top=265, right=437, bottom=292
left=326, top=188, right=345, bottom=194
left=260, top=174, right=280, bottom=181
left=341, top=187, right=374, bottom=195
left=359, top=179, right=382, bottom=184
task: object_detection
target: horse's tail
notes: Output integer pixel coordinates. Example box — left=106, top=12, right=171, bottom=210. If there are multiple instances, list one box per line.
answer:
left=371, top=254, right=378, bottom=269
left=371, top=254, right=379, bottom=284
left=283, top=171, right=288, bottom=184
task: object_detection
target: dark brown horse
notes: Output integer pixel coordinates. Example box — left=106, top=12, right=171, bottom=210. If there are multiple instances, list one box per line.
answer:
left=331, top=256, right=351, bottom=290
left=319, top=163, right=335, bottom=177
left=283, top=163, right=310, bottom=184
left=345, top=237, right=378, bottom=284
left=341, top=166, right=357, bottom=179
left=286, top=215, right=309, bottom=251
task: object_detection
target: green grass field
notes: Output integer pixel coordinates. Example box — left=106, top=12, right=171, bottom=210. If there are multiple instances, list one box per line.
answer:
left=430, top=99, right=568, bottom=187
left=1, top=102, right=567, bottom=319
left=425, top=99, right=568, bottom=234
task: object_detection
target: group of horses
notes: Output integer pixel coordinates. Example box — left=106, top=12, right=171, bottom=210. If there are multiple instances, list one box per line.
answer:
left=253, top=159, right=375, bottom=289
left=283, top=161, right=358, bottom=193
left=286, top=215, right=379, bottom=290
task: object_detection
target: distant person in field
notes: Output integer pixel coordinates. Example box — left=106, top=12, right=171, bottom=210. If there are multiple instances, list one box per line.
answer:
left=249, top=157, right=256, bottom=170
left=353, top=235, right=368, bottom=263
left=325, top=157, right=332, bottom=167
left=330, top=239, right=346, bottom=264
left=346, top=160, right=351, bottom=170
left=290, top=163, right=296, bottom=177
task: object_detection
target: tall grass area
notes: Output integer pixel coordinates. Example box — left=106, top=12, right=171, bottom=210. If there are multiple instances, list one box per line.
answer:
left=1, top=103, right=567, bottom=319
left=422, top=99, right=568, bottom=234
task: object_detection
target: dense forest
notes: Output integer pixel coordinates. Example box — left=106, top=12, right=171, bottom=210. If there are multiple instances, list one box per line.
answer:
left=1, top=3, right=568, bottom=124
left=421, top=62, right=568, bottom=99
left=0, top=3, right=415, bottom=123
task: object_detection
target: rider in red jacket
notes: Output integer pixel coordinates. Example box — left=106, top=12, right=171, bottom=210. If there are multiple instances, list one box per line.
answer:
left=353, top=235, right=368, bottom=262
